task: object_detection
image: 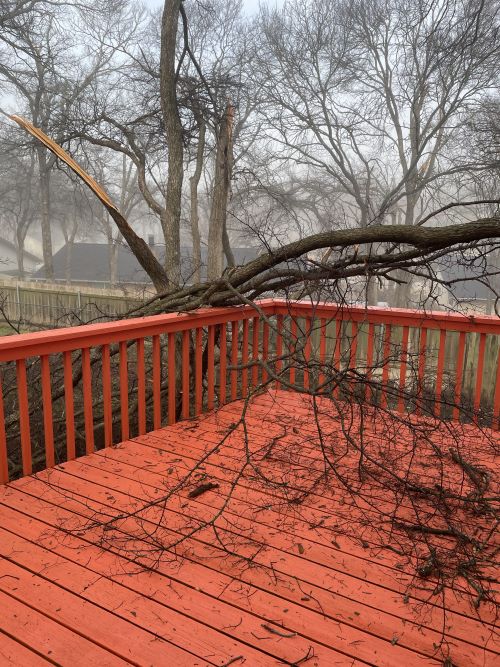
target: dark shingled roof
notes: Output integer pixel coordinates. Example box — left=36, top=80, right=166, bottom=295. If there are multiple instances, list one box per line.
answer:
left=436, top=252, right=499, bottom=302
left=33, top=243, right=260, bottom=285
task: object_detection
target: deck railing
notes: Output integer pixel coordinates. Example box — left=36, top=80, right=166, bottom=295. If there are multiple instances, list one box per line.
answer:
left=1, top=298, right=499, bottom=483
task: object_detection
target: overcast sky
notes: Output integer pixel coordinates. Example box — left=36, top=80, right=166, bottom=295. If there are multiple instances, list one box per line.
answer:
left=142, top=0, right=283, bottom=14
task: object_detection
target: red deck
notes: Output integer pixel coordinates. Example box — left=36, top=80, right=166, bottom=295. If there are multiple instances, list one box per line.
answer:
left=0, top=390, right=498, bottom=666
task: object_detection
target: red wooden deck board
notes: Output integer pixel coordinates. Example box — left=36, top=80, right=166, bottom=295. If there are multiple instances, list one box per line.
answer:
left=84, top=444, right=496, bottom=645
left=0, top=482, right=377, bottom=666
left=0, top=630, right=53, bottom=666
left=136, top=421, right=491, bottom=561
left=0, top=589, right=131, bottom=666
left=0, top=556, right=212, bottom=666
left=7, top=467, right=445, bottom=667
left=63, top=447, right=497, bottom=663
left=129, top=420, right=498, bottom=609
left=0, top=389, right=497, bottom=666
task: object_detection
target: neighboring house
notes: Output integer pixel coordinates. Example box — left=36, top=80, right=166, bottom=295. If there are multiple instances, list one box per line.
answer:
left=0, top=237, right=42, bottom=277
left=32, top=242, right=261, bottom=288
left=436, top=254, right=499, bottom=314
left=377, top=252, right=498, bottom=314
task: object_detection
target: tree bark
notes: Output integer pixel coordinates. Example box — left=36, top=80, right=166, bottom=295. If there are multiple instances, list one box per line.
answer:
left=110, top=242, right=118, bottom=287
left=37, top=147, right=54, bottom=280
left=160, top=0, right=183, bottom=287
left=223, top=219, right=235, bottom=268
left=359, top=208, right=377, bottom=306
left=15, top=243, right=25, bottom=280
left=61, top=218, right=77, bottom=285
left=207, top=102, right=234, bottom=280
left=65, top=241, right=72, bottom=284
left=106, top=224, right=118, bottom=288
left=189, top=117, right=205, bottom=284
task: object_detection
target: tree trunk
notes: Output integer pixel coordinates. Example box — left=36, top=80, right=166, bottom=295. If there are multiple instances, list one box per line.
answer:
left=16, top=243, right=25, bottom=281
left=359, top=208, right=377, bottom=306
left=37, top=148, right=54, bottom=280
left=189, top=118, right=205, bottom=284
left=66, top=240, right=72, bottom=284
left=101, top=212, right=119, bottom=288
left=394, top=191, right=418, bottom=308
left=223, top=219, right=235, bottom=268
left=365, top=275, right=377, bottom=306
left=207, top=102, right=234, bottom=280
left=160, top=0, right=183, bottom=287
left=107, top=232, right=118, bottom=288
left=110, top=242, right=118, bottom=287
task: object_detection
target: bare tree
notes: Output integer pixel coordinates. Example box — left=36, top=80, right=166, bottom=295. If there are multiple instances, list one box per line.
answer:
left=189, top=106, right=205, bottom=283
left=0, top=0, right=149, bottom=279
left=255, top=0, right=500, bottom=305
left=207, top=100, right=234, bottom=279
left=0, top=131, right=37, bottom=278
left=160, top=0, right=184, bottom=286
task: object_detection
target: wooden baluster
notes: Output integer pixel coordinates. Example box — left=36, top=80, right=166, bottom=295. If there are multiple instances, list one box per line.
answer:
left=380, top=324, right=392, bottom=409
left=182, top=330, right=190, bottom=419
left=81, top=348, right=94, bottom=455
left=350, top=321, right=358, bottom=369
left=40, top=355, right=55, bottom=465
left=119, top=341, right=129, bottom=440
left=195, top=328, right=203, bottom=415
left=102, top=345, right=113, bottom=447
left=304, top=318, right=312, bottom=390
left=434, top=330, right=446, bottom=418
left=16, top=359, right=31, bottom=476
left=262, top=320, right=269, bottom=383
left=231, top=321, right=238, bottom=400
left=416, top=327, right=428, bottom=414
left=63, top=351, right=75, bottom=461
left=318, top=318, right=327, bottom=390
left=492, top=341, right=500, bottom=430
left=473, top=332, right=487, bottom=422
left=251, top=317, right=259, bottom=388
left=333, top=319, right=342, bottom=397
left=168, top=332, right=176, bottom=425
left=219, top=323, right=227, bottom=405
left=152, top=335, right=161, bottom=430
left=349, top=321, right=358, bottom=395
left=397, top=327, right=410, bottom=414
left=207, top=325, right=215, bottom=410
left=453, top=332, right=466, bottom=422
left=275, top=315, right=283, bottom=389
left=0, top=372, right=8, bottom=483
left=289, top=317, right=297, bottom=385
left=136, top=338, right=146, bottom=435
left=242, top=319, right=249, bottom=396
left=365, top=322, right=375, bottom=401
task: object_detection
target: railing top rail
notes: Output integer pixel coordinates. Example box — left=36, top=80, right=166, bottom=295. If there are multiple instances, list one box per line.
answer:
left=0, top=299, right=277, bottom=362
left=274, top=299, right=500, bottom=333
left=0, top=297, right=499, bottom=362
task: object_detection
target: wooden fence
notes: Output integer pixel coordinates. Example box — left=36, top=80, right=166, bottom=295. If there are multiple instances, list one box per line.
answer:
left=0, top=279, right=145, bottom=327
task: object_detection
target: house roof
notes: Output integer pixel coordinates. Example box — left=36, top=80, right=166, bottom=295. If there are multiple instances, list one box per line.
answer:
left=33, top=242, right=260, bottom=284
left=435, top=252, right=499, bottom=302
left=0, top=237, right=42, bottom=264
